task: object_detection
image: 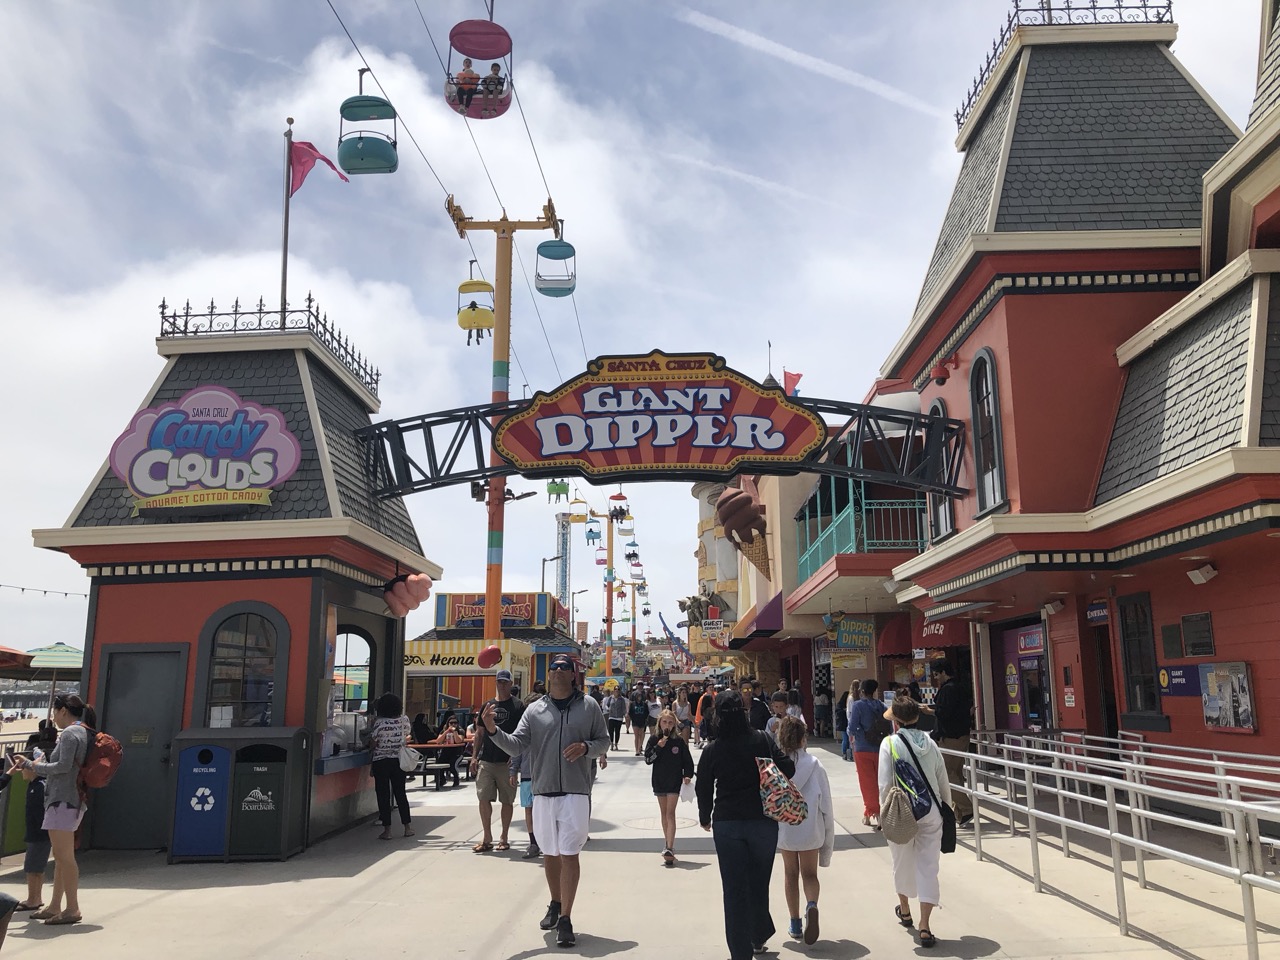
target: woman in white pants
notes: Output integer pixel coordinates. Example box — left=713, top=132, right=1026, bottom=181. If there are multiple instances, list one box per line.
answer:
left=877, top=696, right=951, bottom=948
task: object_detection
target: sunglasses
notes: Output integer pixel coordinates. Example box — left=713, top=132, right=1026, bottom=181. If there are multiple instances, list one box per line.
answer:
left=549, top=661, right=575, bottom=672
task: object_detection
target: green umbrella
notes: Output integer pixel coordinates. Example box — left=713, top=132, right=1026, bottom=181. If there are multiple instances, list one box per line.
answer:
left=27, top=643, right=84, bottom=670
left=26, top=643, right=84, bottom=716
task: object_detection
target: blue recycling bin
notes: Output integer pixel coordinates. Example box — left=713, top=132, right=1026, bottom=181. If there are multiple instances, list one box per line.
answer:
left=170, top=742, right=231, bottom=862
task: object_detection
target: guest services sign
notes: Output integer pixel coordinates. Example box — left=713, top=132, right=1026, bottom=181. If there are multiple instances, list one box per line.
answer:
left=109, top=386, right=302, bottom=514
left=494, top=351, right=826, bottom=479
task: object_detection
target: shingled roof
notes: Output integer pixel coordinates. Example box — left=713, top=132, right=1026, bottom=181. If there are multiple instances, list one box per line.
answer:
left=69, top=345, right=422, bottom=555
left=914, top=33, right=1237, bottom=318
left=1250, top=6, right=1280, bottom=130
left=1094, top=281, right=1253, bottom=504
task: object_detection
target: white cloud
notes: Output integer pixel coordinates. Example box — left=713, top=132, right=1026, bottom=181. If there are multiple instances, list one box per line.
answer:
left=0, top=0, right=1265, bottom=657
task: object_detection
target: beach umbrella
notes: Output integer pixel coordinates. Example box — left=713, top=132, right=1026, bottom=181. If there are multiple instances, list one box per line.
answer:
left=26, top=643, right=84, bottom=714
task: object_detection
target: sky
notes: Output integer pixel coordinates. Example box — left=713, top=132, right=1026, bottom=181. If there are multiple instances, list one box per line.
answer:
left=0, top=0, right=1263, bottom=654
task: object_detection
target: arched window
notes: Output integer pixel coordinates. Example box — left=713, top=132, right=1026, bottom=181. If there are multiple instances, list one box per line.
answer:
left=193, top=602, right=291, bottom=729
left=970, top=350, right=1006, bottom=512
left=928, top=399, right=955, bottom=540
left=209, top=612, right=278, bottom=727
left=333, top=631, right=373, bottom=715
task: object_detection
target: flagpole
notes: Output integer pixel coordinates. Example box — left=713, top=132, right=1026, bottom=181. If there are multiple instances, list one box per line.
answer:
left=281, top=117, right=294, bottom=329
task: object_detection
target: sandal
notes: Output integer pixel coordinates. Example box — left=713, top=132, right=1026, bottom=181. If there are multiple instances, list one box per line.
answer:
left=45, top=914, right=83, bottom=926
left=472, top=841, right=494, bottom=853
left=919, top=928, right=937, bottom=948
left=29, top=908, right=59, bottom=921
left=14, top=902, right=42, bottom=912
left=495, top=839, right=510, bottom=851
left=894, top=905, right=913, bottom=927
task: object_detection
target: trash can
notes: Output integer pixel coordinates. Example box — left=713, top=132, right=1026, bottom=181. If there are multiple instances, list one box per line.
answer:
left=0, top=777, right=26, bottom=857
left=229, top=743, right=288, bottom=857
left=168, top=727, right=310, bottom=862
left=170, top=741, right=232, bottom=862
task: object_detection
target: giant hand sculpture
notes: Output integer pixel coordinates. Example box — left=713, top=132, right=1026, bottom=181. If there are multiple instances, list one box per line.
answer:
left=384, top=573, right=433, bottom=618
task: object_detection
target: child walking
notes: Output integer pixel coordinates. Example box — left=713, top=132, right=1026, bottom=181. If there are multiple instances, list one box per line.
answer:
left=774, top=716, right=835, bottom=945
left=644, top=709, right=694, bottom=865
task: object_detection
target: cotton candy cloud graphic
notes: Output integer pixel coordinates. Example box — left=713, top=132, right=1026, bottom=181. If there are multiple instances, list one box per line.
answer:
left=109, top=386, right=302, bottom=495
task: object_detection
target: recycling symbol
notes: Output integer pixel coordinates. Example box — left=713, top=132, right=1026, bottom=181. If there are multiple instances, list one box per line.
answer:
left=190, top=787, right=215, bottom=812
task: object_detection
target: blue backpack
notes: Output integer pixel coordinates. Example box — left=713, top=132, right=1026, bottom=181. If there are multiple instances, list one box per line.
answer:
left=889, top=735, right=934, bottom=820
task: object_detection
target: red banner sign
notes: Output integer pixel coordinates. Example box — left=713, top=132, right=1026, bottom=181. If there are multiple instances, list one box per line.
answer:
left=494, top=351, right=826, bottom=478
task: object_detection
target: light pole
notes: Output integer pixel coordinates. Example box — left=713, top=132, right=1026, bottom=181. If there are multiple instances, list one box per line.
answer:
left=541, top=555, right=562, bottom=593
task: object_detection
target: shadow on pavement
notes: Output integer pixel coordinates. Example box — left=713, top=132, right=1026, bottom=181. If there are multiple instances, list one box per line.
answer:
left=910, top=934, right=1001, bottom=958
left=16, top=815, right=460, bottom=891
left=504, top=934, right=639, bottom=958
left=781, top=937, right=870, bottom=958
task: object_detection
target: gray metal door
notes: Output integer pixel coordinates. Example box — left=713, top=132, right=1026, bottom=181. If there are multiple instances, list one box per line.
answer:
left=92, top=649, right=184, bottom=849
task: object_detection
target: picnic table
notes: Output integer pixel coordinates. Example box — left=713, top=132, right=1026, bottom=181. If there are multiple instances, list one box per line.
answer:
left=407, top=737, right=475, bottom=790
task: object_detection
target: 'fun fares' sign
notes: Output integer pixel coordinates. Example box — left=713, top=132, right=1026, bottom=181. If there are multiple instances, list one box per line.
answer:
left=109, top=386, right=302, bottom=514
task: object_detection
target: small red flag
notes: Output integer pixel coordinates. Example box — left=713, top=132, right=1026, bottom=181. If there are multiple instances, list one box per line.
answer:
left=289, top=140, right=348, bottom=197
left=782, top=369, right=803, bottom=397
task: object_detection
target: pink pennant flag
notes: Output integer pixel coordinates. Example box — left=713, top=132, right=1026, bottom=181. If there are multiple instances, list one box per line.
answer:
left=289, top=140, right=349, bottom=197
left=782, top=369, right=803, bottom=397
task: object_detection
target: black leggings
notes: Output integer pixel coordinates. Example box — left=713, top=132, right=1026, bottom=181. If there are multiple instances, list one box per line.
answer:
left=607, top=718, right=624, bottom=747
left=371, top=757, right=411, bottom=826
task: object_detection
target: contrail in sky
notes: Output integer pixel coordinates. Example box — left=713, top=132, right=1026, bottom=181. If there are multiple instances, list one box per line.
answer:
left=677, top=9, right=950, bottom=121
left=660, top=153, right=823, bottom=203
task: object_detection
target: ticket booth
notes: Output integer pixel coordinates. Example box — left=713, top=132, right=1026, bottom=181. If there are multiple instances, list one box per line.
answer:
left=33, top=310, right=442, bottom=851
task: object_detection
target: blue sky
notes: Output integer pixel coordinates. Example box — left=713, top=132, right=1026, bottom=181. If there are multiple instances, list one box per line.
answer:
left=0, top=0, right=1262, bottom=651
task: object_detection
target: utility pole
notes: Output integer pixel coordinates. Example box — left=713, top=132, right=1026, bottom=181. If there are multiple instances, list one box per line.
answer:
left=447, top=195, right=561, bottom=647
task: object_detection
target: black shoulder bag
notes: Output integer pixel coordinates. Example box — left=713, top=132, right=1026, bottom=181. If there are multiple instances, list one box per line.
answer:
left=899, top=735, right=957, bottom=854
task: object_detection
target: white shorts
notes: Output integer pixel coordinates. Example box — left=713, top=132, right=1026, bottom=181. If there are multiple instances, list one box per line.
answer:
left=532, top=793, right=590, bottom=857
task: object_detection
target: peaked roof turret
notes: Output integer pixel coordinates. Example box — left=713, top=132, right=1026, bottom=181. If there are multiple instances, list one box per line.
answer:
left=909, top=0, right=1239, bottom=326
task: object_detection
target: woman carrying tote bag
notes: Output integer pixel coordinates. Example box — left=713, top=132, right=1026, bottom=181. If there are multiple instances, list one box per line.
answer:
left=877, top=696, right=951, bottom=948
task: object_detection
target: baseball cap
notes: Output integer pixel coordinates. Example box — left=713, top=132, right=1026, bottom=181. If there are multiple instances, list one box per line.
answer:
left=495, top=669, right=513, bottom=682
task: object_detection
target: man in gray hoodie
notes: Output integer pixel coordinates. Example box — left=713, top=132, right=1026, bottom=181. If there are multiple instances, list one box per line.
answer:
left=481, top=653, right=609, bottom=948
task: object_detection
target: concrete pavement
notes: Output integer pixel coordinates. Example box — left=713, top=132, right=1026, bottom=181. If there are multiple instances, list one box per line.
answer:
left=0, top=739, right=1275, bottom=959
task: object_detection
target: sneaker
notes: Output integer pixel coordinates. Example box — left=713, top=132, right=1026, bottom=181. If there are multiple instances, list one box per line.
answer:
left=539, top=901, right=561, bottom=930
left=788, top=918, right=803, bottom=940
left=752, top=943, right=767, bottom=955
left=804, top=901, right=819, bottom=945
left=523, top=842, right=541, bottom=859
left=662, top=847, right=675, bottom=865
left=556, top=915, right=576, bottom=947
left=958, top=815, right=974, bottom=828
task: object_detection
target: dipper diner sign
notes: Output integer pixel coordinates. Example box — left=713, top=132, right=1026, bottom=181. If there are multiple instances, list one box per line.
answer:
left=494, top=351, right=826, bottom=478
left=109, top=386, right=302, bottom=515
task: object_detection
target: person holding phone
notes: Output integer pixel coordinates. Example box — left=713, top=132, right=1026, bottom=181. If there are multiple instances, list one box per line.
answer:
left=13, top=693, right=93, bottom=925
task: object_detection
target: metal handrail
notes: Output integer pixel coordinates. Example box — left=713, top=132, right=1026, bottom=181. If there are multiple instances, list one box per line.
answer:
left=976, top=729, right=1280, bottom=804
left=945, top=743, right=1280, bottom=960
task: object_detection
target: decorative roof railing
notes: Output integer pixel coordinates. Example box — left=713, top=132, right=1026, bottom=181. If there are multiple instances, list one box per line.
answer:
left=158, top=293, right=381, bottom=397
left=954, top=0, right=1174, bottom=129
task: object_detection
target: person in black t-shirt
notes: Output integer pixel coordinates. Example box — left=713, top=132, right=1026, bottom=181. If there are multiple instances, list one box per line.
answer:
left=470, top=670, right=525, bottom=851
left=929, top=661, right=972, bottom=826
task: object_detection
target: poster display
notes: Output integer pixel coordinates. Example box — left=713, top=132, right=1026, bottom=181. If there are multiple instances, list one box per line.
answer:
left=1199, top=662, right=1255, bottom=733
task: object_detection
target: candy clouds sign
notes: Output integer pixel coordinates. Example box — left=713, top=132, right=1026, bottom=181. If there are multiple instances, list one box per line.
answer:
left=109, top=386, right=302, bottom=514
left=494, top=351, right=826, bottom=479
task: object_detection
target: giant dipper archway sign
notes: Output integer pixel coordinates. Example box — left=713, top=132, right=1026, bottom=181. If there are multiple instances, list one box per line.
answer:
left=494, top=351, right=825, bottom=479
left=358, top=350, right=968, bottom=497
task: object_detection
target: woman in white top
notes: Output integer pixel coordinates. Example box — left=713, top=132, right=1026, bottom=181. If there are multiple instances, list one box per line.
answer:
left=877, top=696, right=951, bottom=948
left=774, top=716, right=835, bottom=946
left=365, top=693, right=413, bottom=840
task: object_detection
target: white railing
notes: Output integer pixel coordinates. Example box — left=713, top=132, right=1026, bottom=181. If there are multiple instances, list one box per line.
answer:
left=945, top=739, right=1280, bottom=960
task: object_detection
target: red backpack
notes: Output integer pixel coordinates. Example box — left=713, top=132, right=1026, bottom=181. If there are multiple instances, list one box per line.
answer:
left=79, top=728, right=124, bottom=789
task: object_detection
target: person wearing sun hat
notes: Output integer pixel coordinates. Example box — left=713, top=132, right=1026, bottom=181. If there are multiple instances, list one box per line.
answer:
left=481, top=653, right=609, bottom=948
left=877, top=696, right=952, bottom=948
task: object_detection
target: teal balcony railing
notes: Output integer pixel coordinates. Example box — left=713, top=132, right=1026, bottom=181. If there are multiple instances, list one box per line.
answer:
left=796, top=498, right=927, bottom=584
